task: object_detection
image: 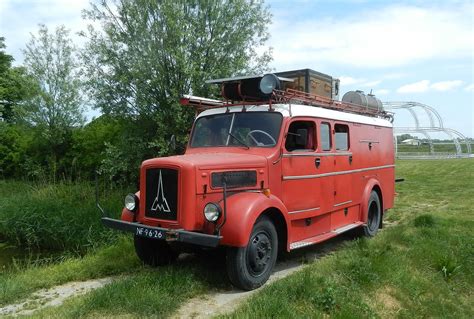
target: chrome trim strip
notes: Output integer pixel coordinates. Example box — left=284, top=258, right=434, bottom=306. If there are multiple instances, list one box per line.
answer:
left=288, top=206, right=321, bottom=214
left=334, top=200, right=352, bottom=207
left=359, top=139, right=380, bottom=144
left=283, top=164, right=395, bottom=181
left=283, top=152, right=352, bottom=157
left=332, top=222, right=361, bottom=234
left=290, top=241, right=312, bottom=250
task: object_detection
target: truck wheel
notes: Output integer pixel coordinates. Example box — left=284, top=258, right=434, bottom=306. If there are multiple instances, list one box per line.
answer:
left=134, top=235, right=178, bottom=266
left=226, top=216, right=278, bottom=290
left=362, top=191, right=381, bottom=237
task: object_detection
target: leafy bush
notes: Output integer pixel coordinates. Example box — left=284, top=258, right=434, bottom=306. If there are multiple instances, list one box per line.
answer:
left=0, top=123, right=33, bottom=178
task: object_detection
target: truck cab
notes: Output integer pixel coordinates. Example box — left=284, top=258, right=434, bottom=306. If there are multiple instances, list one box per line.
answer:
left=102, top=69, right=395, bottom=290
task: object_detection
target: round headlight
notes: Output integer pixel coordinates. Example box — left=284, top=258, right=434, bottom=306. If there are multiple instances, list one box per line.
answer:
left=259, top=73, right=280, bottom=95
left=204, top=203, right=221, bottom=222
left=125, top=193, right=138, bottom=212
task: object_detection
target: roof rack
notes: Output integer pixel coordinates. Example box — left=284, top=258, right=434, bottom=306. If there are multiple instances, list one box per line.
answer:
left=273, top=89, right=393, bottom=120
left=180, top=90, right=393, bottom=121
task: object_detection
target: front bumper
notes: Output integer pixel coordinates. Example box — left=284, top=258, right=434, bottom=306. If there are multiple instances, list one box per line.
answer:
left=102, top=217, right=222, bottom=248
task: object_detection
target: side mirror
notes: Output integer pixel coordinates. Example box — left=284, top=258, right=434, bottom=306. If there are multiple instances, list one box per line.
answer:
left=169, top=135, right=176, bottom=152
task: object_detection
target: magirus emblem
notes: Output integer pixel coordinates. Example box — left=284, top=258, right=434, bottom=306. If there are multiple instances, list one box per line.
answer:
left=151, top=170, right=171, bottom=212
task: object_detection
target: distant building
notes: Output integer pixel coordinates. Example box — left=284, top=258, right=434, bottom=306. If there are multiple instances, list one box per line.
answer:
left=401, top=139, right=421, bottom=146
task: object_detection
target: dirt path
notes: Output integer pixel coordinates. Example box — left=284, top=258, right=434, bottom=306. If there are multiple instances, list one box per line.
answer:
left=0, top=277, right=114, bottom=317
left=173, top=234, right=350, bottom=319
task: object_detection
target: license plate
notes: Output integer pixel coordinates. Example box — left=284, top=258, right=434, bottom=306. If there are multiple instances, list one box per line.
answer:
left=136, top=226, right=165, bottom=240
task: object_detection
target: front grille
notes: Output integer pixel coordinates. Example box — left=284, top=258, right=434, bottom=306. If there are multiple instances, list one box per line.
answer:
left=145, top=168, right=178, bottom=220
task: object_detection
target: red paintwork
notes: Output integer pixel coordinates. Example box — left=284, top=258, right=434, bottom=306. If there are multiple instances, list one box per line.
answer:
left=122, top=110, right=395, bottom=252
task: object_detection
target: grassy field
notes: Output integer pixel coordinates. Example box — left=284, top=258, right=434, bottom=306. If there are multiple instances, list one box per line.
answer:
left=0, top=159, right=473, bottom=317
left=397, top=143, right=470, bottom=154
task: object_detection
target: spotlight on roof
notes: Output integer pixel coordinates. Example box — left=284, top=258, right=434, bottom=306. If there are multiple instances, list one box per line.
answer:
left=206, top=74, right=292, bottom=101
left=259, top=74, right=281, bottom=95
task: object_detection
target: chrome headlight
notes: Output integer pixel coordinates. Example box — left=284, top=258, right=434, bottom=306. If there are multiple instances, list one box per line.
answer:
left=204, top=202, right=221, bottom=222
left=124, top=193, right=138, bottom=212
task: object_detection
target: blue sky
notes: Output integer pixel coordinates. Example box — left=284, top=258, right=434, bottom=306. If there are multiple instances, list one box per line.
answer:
left=1, top=0, right=473, bottom=137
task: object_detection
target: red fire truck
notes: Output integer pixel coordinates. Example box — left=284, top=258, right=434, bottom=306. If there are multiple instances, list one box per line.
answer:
left=101, top=69, right=395, bottom=290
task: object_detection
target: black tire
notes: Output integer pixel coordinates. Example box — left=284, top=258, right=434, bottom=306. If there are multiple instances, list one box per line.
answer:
left=226, top=216, right=278, bottom=290
left=362, top=191, right=382, bottom=237
left=134, top=235, right=178, bottom=266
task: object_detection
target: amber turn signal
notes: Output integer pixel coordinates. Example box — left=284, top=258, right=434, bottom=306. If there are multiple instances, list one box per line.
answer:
left=262, top=188, right=271, bottom=197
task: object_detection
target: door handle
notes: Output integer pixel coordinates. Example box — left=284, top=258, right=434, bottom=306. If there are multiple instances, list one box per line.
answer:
left=315, top=158, right=321, bottom=168
left=349, top=155, right=353, bottom=164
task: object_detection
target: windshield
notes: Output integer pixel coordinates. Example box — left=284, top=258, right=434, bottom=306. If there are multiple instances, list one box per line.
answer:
left=190, top=112, right=283, bottom=148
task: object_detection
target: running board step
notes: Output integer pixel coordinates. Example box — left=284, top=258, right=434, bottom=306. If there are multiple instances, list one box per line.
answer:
left=332, top=221, right=363, bottom=234
left=290, top=222, right=363, bottom=250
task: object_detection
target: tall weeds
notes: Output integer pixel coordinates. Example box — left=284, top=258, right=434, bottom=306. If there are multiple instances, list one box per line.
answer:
left=0, top=180, right=129, bottom=254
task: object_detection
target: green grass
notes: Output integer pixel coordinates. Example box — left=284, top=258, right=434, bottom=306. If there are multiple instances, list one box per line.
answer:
left=397, top=143, right=470, bottom=154
left=26, top=269, right=206, bottom=318
left=0, top=180, right=128, bottom=254
left=224, top=159, right=474, bottom=318
left=1, top=160, right=473, bottom=318
left=2, top=245, right=230, bottom=318
left=0, top=236, right=140, bottom=306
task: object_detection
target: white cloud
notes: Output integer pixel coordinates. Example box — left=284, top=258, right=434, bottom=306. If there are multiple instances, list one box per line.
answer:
left=465, top=84, right=474, bottom=92
left=397, top=80, right=431, bottom=93
left=270, top=4, right=473, bottom=69
left=430, top=80, right=464, bottom=92
left=397, top=80, right=465, bottom=93
left=338, top=76, right=381, bottom=89
left=382, top=73, right=408, bottom=80
left=360, top=80, right=381, bottom=88
left=0, top=0, right=91, bottom=64
left=338, top=76, right=365, bottom=85
left=374, top=89, right=390, bottom=95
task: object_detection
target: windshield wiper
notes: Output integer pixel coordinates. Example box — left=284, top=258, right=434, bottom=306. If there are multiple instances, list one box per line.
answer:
left=228, top=132, right=250, bottom=149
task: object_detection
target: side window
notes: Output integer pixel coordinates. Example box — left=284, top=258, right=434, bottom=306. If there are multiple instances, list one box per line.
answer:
left=320, top=122, right=331, bottom=151
left=335, top=124, right=350, bottom=151
left=285, top=121, right=316, bottom=152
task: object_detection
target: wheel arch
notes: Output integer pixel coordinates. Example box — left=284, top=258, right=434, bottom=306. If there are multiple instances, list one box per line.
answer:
left=260, top=207, right=289, bottom=253
left=372, top=184, right=384, bottom=213
left=361, top=179, right=383, bottom=226
left=219, top=192, right=289, bottom=248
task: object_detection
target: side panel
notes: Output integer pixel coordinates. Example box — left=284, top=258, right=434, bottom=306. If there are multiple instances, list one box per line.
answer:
left=281, top=117, right=395, bottom=248
left=354, top=124, right=395, bottom=214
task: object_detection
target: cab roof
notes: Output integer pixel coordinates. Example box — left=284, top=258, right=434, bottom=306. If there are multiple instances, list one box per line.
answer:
left=196, top=103, right=393, bottom=128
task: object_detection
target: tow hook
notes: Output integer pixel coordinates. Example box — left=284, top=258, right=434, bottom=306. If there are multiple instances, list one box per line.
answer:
left=165, top=230, right=179, bottom=242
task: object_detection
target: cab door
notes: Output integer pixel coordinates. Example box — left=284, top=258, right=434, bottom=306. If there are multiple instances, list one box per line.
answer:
left=281, top=119, right=319, bottom=214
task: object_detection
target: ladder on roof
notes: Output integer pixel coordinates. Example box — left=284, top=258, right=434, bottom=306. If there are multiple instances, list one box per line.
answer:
left=273, top=89, right=393, bottom=120
left=180, top=90, right=393, bottom=121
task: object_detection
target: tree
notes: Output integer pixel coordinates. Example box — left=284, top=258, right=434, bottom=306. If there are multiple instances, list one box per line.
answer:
left=81, top=0, right=272, bottom=180
left=0, top=37, right=34, bottom=122
left=22, top=25, right=85, bottom=178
